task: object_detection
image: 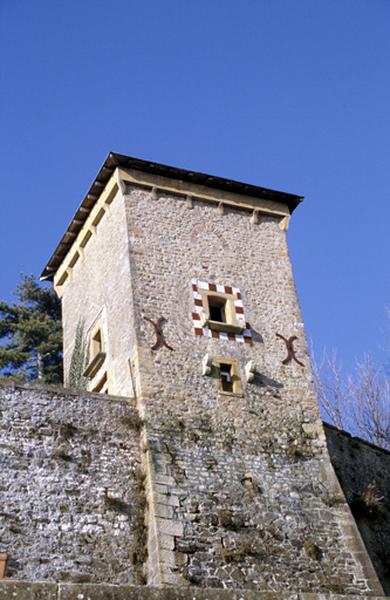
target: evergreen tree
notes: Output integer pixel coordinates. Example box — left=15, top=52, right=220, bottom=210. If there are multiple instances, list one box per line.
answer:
left=0, top=275, right=63, bottom=384
left=67, top=318, right=87, bottom=389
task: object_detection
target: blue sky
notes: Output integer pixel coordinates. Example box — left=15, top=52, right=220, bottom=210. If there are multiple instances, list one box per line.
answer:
left=1, top=0, right=389, bottom=372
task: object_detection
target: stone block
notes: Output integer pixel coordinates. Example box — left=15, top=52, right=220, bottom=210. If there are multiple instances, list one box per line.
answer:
left=154, top=503, right=174, bottom=519
left=154, top=484, right=169, bottom=495
left=159, top=533, right=175, bottom=550
left=159, top=548, right=176, bottom=567
left=156, top=517, right=184, bottom=537
left=154, top=474, right=176, bottom=486
left=0, top=581, right=57, bottom=599
left=154, top=493, right=180, bottom=507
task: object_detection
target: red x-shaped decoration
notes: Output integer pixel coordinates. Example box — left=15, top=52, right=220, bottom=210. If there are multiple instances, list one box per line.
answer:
left=143, top=316, right=174, bottom=352
left=276, top=333, right=304, bottom=367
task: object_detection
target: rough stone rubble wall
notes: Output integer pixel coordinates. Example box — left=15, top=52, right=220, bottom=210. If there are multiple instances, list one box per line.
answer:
left=123, top=186, right=381, bottom=594
left=325, top=424, right=390, bottom=595
left=145, top=416, right=375, bottom=594
left=0, top=382, right=143, bottom=584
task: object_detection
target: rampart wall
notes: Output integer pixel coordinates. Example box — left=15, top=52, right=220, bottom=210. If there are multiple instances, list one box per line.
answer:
left=325, top=424, right=390, bottom=595
left=0, top=382, right=143, bottom=584
left=0, top=382, right=388, bottom=596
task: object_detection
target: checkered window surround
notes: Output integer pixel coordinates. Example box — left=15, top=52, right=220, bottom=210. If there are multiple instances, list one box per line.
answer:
left=191, top=279, right=252, bottom=344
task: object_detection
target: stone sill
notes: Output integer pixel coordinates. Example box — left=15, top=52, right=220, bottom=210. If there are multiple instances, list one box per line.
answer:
left=218, top=390, right=243, bottom=398
left=204, top=319, right=244, bottom=334
left=83, top=352, right=106, bottom=379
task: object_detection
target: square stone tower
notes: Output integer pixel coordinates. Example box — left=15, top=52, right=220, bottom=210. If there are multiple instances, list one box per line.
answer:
left=42, top=153, right=382, bottom=594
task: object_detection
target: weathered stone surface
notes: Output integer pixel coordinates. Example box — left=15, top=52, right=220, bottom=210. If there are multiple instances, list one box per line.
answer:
left=117, top=185, right=381, bottom=594
left=59, top=185, right=136, bottom=397
left=0, top=383, right=143, bottom=584
left=325, top=424, right=390, bottom=595
left=0, top=581, right=388, bottom=599
left=0, top=581, right=57, bottom=599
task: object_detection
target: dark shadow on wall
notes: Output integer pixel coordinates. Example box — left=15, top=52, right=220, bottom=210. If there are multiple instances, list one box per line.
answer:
left=324, top=422, right=390, bottom=595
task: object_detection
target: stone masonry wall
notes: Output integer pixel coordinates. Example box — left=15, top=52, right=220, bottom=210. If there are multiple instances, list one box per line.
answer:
left=145, top=414, right=373, bottom=594
left=46, top=175, right=384, bottom=594
left=325, top=424, right=390, bottom=595
left=0, top=382, right=144, bottom=584
left=60, top=187, right=135, bottom=397
left=122, top=185, right=381, bottom=594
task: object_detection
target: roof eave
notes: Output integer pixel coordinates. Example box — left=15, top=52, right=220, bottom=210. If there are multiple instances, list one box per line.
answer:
left=41, top=152, right=303, bottom=281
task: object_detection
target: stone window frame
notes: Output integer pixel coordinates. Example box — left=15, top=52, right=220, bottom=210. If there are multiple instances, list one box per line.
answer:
left=92, top=371, right=109, bottom=394
left=215, top=357, right=242, bottom=397
left=83, top=311, right=107, bottom=381
left=192, top=279, right=252, bottom=344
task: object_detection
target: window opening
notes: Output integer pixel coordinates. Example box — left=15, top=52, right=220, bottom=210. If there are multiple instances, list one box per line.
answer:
left=208, top=296, right=227, bottom=323
left=91, top=329, right=102, bottom=357
left=220, top=363, right=233, bottom=393
left=93, top=372, right=108, bottom=394
left=83, top=325, right=106, bottom=380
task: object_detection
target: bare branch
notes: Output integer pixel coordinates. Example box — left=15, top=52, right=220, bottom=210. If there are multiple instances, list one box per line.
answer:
left=349, top=356, right=390, bottom=449
left=311, top=346, right=346, bottom=430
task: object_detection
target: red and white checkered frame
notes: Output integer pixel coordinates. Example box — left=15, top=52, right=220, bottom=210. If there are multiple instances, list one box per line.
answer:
left=191, top=278, right=252, bottom=344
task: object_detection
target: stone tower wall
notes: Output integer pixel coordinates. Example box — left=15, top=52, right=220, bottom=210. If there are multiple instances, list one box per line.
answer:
left=120, top=184, right=381, bottom=594
left=123, top=184, right=313, bottom=423
left=45, top=169, right=384, bottom=595
left=60, top=186, right=135, bottom=397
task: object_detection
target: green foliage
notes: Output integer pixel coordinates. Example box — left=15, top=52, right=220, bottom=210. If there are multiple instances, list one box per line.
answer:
left=0, top=275, right=63, bottom=384
left=67, top=319, right=87, bottom=389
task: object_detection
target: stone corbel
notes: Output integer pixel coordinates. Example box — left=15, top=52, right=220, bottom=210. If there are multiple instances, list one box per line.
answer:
left=245, top=360, right=256, bottom=382
left=279, top=215, right=290, bottom=231
left=0, top=554, right=8, bottom=579
left=202, top=354, right=213, bottom=376
left=250, top=209, right=260, bottom=224
left=151, top=186, right=158, bottom=201
left=115, top=170, right=128, bottom=196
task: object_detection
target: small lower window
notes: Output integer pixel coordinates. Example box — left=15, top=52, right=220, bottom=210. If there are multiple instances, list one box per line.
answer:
left=219, top=363, right=233, bottom=393
left=216, top=358, right=242, bottom=396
